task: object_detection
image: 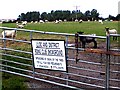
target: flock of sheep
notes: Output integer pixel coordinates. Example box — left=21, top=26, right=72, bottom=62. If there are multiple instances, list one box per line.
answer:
left=15, top=19, right=104, bottom=25
left=16, top=21, right=27, bottom=28
left=1, top=20, right=118, bottom=46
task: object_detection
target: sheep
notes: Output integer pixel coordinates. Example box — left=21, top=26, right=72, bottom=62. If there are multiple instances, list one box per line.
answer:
left=77, top=32, right=97, bottom=48
left=39, top=20, right=44, bottom=23
left=22, top=21, right=27, bottom=25
left=105, top=27, right=117, bottom=40
left=0, top=21, right=3, bottom=24
left=16, top=21, right=18, bottom=24
left=55, top=20, right=59, bottom=24
left=75, top=19, right=78, bottom=22
left=79, top=19, right=83, bottom=23
left=34, top=21, right=37, bottom=24
left=16, top=24, right=24, bottom=28
left=2, top=29, right=17, bottom=41
left=45, top=20, right=48, bottom=22
left=88, top=20, right=90, bottom=22
left=98, top=20, right=103, bottom=24
left=64, top=19, right=67, bottom=22
left=31, top=21, right=33, bottom=23
left=59, top=19, right=62, bottom=22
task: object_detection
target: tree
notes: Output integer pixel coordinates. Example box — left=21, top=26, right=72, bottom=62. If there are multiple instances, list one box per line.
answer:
left=84, top=10, right=91, bottom=20
left=91, top=9, right=99, bottom=21
left=41, top=12, right=48, bottom=20
left=19, top=11, right=40, bottom=22
left=108, top=15, right=116, bottom=21
left=116, top=14, right=120, bottom=21
left=18, top=9, right=112, bottom=22
left=20, top=13, right=26, bottom=21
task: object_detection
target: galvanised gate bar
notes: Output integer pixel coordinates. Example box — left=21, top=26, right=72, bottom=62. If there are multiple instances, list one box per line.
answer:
left=0, top=27, right=120, bottom=89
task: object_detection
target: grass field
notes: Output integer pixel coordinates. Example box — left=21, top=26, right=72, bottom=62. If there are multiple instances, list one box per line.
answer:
left=2, top=21, right=119, bottom=36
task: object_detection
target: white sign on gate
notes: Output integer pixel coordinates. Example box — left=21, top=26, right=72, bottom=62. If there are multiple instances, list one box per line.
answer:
left=31, top=39, right=67, bottom=72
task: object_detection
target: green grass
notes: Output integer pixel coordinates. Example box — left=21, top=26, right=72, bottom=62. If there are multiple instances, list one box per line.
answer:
left=2, top=21, right=119, bottom=36
left=2, top=73, right=27, bottom=90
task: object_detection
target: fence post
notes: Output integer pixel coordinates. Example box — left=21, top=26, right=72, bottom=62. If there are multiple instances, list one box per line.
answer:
left=3, top=29, right=7, bottom=70
left=3, top=29, right=6, bottom=49
left=30, top=31, right=35, bottom=88
left=105, top=35, right=110, bottom=90
left=30, top=31, right=35, bottom=76
left=65, top=35, right=69, bottom=85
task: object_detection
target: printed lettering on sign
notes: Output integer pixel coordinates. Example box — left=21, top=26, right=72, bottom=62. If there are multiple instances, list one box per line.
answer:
left=31, top=39, right=67, bottom=72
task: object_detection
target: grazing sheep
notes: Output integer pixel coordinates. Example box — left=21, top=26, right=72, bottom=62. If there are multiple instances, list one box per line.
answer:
left=64, top=19, right=67, bottom=22
left=105, top=27, right=117, bottom=40
left=55, top=20, right=59, bottom=24
left=45, top=20, right=48, bottom=22
left=31, top=21, right=33, bottom=23
left=77, top=32, right=97, bottom=48
left=39, top=20, right=44, bottom=23
left=16, top=24, right=24, bottom=28
left=0, top=21, right=3, bottom=24
left=87, top=20, right=90, bottom=22
left=22, top=21, right=27, bottom=25
left=34, top=21, right=38, bottom=24
left=75, top=19, right=78, bottom=22
left=59, top=19, right=62, bottom=22
left=79, top=19, right=83, bottom=23
left=2, top=29, right=17, bottom=40
left=98, top=20, right=103, bottom=24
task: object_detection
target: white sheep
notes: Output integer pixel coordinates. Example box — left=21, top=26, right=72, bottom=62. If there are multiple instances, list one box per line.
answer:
left=22, top=21, right=27, bottom=25
left=2, top=29, right=17, bottom=40
left=45, top=20, right=48, bottom=22
left=39, top=20, right=44, bottom=23
left=17, top=24, right=24, bottom=28
left=59, top=19, right=62, bottom=22
left=105, top=27, right=117, bottom=40
left=75, top=19, right=78, bottom=22
left=31, top=21, right=33, bottom=23
left=55, top=20, right=59, bottom=24
left=79, top=19, right=83, bottom=23
left=34, top=21, right=38, bottom=24
left=88, top=20, right=90, bottom=22
left=98, top=20, right=103, bottom=24
left=0, top=21, right=3, bottom=24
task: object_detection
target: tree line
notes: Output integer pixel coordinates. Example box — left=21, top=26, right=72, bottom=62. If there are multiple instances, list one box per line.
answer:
left=17, top=9, right=120, bottom=22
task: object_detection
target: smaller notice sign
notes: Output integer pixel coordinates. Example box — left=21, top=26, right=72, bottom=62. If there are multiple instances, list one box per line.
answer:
left=31, top=39, right=67, bottom=72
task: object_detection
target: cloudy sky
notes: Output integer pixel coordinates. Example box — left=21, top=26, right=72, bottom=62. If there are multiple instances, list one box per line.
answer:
left=0, top=0, right=119, bottom=19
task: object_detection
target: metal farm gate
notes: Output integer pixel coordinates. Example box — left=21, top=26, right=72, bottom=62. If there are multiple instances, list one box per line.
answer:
left=0, top=27, right=120, bottom=89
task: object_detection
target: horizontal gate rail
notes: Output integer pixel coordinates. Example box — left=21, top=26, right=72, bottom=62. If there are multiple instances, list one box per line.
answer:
left=0, top=27, right=106, bottom=38
left=1, top=59, right=32, bottom=67
left=69, top=58, right=104, bottom=65
left=68, top=65, right=105, bottom=73
left=0, top=53, right=32, bottom=61
left=0, top=38, right=31, bottom=43
left=0, top=47, right=32, bottom=54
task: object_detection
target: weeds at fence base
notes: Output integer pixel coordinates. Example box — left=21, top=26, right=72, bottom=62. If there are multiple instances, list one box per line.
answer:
left=2, top=72, right=27, bottom=90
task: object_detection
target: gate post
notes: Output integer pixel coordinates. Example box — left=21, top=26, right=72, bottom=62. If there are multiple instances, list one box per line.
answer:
left=65, top=35, right=69, bottom=85
left=3, top=29, right=7, bottom=70
left=30, top=31, right=35, bottom=77
left=30, top=31, right=36, bottom=88
left=105, top=35, right=110, bottom=90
